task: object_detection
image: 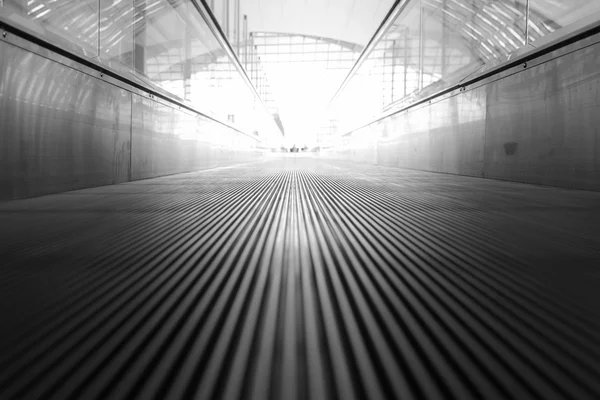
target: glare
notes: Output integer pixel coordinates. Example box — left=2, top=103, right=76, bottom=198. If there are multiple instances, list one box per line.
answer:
left=263, top=61, right=347, bottom=147
left=29, top=4, right=44, bottom=14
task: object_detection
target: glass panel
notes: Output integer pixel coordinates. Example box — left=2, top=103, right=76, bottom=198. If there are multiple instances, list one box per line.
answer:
left=528, top=0, right=600, bottom=43
left=380, top=0, right=421, bottom=99
left=4, top=0, right=99, bottom=55
left=329, top=0, right=422, bottom=132
left=0, top=0, right=279, bottom=140
left=103, top=0, right=279, bottom=138
left=133, top=0, right=187, bottom=98
left=420, top=0, right=526, bottom=92
left=100, top=0, right=134, bottom=68
left=327, top=0, right=535, bottom=135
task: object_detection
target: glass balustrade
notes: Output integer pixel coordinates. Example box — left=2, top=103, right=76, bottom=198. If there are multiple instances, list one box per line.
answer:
left=0, top=0, right=280, bottom=140
left=327, top=0, right=600, bottom=135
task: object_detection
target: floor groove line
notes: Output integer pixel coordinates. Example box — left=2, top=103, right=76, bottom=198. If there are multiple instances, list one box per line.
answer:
left=1, top=158, right=600, bottom=400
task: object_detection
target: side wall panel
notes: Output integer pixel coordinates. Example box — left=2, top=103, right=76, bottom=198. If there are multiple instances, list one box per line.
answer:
left=130, top=94, right=259, bottom=180
left=329, top=34, right=600, bottom=190
left=338, top=87, right=486, bottom=178
left=0, top=40, right=131, bottom=200
left=0, top=39, right=262, bottom=201
left=484, top=44, right=600, bottom=189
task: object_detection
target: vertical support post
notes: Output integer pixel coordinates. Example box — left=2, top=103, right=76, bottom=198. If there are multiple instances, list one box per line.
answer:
left=258, top=56, right=262, bottom=93
left=183, top=18, right=192, bottom=100
left=223, top=0, right=229, bottom=39
left=134, top=0, right=146, bottom=75
left=248, top=41, right=252, bottom=81
left=418, top=0, right=424, bottom=91
left=525, top=0, right=530, bottom=45
left=382, top=45, right=387, bottom=108
left=233, top=0, right=238, bottom=53
left=441, top=0, right=447, bottom=78
left=251, top=45, right=255, bottom=83
left=254, top=45, right=258, bottom=84
left=249, top=37, right=253, bottom=81
left=391, top=39, right=396, bottom=102
left=259, top=64, right=263, bottom=97
left=243, top=15, right=248, bottom=68
left=404, top=28, right=408, bottom=97
left=96, top=0, right=102, bottom=58
left=236, top=0, right=241, bottom=55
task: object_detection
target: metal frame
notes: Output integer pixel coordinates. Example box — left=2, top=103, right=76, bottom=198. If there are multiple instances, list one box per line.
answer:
left=245, top=31, right=364, bottom=115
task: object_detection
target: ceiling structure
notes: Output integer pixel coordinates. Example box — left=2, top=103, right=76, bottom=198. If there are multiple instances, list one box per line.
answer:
left=210, top=0, right=394, bottom=46
left=208, top=0, right=396, bottom=146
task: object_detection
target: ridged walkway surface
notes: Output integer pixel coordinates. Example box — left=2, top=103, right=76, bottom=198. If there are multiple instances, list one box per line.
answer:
left=1, top=156, right=600, bottom=400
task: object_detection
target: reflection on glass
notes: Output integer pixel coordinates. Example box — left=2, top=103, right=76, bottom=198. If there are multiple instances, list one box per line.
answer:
left=420, top=0, right=527, bottom=89
left=1, top=0, right=281, bottom=140
left=329, top=0, right=600, bottom=137
left=382, top=0, right=421, bottom=103
left=248, top=32, right=362, bottom=145
left=528, top=0, right=600, bottom=43
left=4, top=0, right=99, bottom=55
left=100, top=0, right=134, bottom=68
left=133, top=0, right=188, bottom=99
left=329, top=0, right=580, bottom=135
left=127, top=0, right=274, bottom=135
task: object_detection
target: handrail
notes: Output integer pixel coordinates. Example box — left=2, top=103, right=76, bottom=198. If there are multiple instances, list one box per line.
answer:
left=192, top=0, right=275, bottom=125
left=327, top=0, right=405, bottom=108
left=0, top=2, right=277, bottom=140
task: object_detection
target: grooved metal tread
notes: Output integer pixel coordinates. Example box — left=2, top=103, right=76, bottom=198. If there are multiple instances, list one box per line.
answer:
left=1, top=157, right=600, bottom=400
